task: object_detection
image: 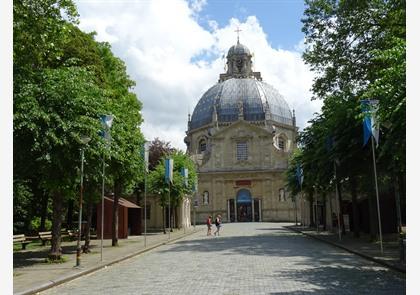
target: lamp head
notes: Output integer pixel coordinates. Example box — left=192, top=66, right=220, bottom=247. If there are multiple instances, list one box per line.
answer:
left=81, top=135, right=91, bottom=145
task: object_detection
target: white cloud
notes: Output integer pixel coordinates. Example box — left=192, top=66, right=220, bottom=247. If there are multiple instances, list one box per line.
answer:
left=75, top=0, right=321, bottom=150
left=189, top=0, right=207, bottom=13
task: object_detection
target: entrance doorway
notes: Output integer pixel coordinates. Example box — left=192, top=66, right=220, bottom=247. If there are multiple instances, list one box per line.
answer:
left=227, top=190, right=261, bottom=222
left=237, top=189, right=252, bottom=222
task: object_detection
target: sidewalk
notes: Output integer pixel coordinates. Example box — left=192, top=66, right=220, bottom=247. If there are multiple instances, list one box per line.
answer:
left=13, top=226, right=204, bottom=295
left=286, top=225, right=405, bottom=273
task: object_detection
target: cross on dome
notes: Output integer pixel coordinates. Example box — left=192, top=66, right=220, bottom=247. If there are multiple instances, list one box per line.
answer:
left=235, top=27, right=242, bottom=44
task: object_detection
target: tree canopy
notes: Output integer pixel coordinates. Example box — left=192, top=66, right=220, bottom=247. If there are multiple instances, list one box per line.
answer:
left=287, top=0, right=405, bottom=236
left=13, top=0, right=145, bottom=258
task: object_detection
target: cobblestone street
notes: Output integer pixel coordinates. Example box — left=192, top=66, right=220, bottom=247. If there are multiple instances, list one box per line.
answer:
left=41, top=223, right=405, bottom=295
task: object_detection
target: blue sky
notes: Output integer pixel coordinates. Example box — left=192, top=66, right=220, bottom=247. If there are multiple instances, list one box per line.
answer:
left=75, top=0, right=320, bottom=150
left=197, top=0, right=306, bottom=50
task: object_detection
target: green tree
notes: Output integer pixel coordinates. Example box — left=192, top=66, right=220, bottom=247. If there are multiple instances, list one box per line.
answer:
left=96, top=43, right=144, bottom=246
left=148, top=150, right=197, bottom=233
left=13, top=0, right=145, bottom=258
left=14, top=66, right=108, bottom=259
left=298, top=0, right=405, bottom=238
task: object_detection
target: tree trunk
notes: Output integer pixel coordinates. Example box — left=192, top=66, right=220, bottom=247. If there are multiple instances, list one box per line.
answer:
left=162, top=206, right=166, bottom=234
left=322, top=193, right=327, bottom=231
left=337, top=181, right=346, bottom=235
left=174, top=207, right=178, bottom=229
left=328, top=192, right=334, bottom=232
left=309, top=192, right=314, bottom=227
left=112, top=182, right=122, bottom=246
left=83, top=201, right=93, bottom=253
left=398, top=172, right=406, bottom=225
left=393, top=173, right=402, bottom=233
left=49, top=191, right=64, bottom=260
left=349, top=176, right=360, bottom=238
left=40, top=192, right=49, bottom=232
left=66, top=199, right=74, bottom=230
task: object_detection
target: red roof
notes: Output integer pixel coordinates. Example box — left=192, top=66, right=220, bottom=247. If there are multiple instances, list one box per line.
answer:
left=103, top=196, right=141, bottom=208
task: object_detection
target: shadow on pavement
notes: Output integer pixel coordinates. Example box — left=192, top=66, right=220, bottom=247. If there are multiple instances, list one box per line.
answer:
left=157, top=229, right=405, bottom=293
left=14, top=245, right=78, bottom=268
left=272, top=264, right=405, bottom=294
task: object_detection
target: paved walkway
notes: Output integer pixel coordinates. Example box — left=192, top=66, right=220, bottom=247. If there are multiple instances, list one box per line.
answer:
left=37, top=223, right=405, bottom=295
left=287, top=225, right=405, bottom=273
left=13, top=227, right=201, bottom=295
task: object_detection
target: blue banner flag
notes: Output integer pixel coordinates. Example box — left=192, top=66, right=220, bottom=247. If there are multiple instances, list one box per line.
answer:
left=100, top=115, right=114, bottom=129
left=326, top=136, right=334, bottom=152
left=99, top=115, right=114, bottom=144
left=99, top=130, right=111, bottom=141
left=181, top=168, right=188, bottom=187
left=296, top=164, right=304, bottom=186
left=361, top=100, right=379, bottom=147
left=141, top=141, right=150, bottom=172
left=165, top=158, right=173, bottom=184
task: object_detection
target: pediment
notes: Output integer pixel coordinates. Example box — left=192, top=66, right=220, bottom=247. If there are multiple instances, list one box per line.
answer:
left=211, top=120, right=272, bottom=139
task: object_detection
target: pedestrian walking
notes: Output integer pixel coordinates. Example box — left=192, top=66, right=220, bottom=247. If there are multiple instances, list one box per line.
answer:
left=214, top=214, right=222, bottom=236
left=206, top=215, right=212, bottom=236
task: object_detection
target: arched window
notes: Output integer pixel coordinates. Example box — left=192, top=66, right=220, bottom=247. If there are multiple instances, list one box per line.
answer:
left=279, top=188, right=286, bottom=201
left=274, top=134, right=286, bottom=151
left=203, top=191, right=209, bottom=205
left=277, top=137, right=285, bottom=150
left=199, top=139, right=207, bottom=153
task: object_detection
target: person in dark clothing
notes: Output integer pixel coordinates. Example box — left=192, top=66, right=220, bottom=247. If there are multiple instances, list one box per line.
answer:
left=214, top=214, right=222, bottom=236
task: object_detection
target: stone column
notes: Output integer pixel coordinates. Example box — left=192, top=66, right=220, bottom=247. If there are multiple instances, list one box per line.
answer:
left=234, top=200, right=237, bottom=222
left=227, top=200, right=230, bottom=223
left=251, top=198, right=255, bottom=222
left=259, top=199, right=262, bottom=222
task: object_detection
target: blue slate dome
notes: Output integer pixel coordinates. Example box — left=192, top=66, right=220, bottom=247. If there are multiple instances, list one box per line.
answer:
left=190, top=78, right=293, bottom=130
left=227, top=42, right=251, bottom=56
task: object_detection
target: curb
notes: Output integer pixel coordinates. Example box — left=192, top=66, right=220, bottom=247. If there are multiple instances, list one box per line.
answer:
left=286, top=226, right=405, bottom=274
left=15, top=229, right=202, bottom=295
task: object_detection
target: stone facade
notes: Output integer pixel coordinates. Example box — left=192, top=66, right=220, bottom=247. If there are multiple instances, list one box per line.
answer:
left=145, top=196, right=192, bottom=230
left=189, top=119, right=299, bottom=223
left=186, top=41, right=300, bottom=224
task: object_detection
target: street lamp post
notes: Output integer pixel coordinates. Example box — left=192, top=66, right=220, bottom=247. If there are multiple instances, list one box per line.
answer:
left=99, top=114, right=114, bottom=262
left=76, top=136, right=90, bottom=267
left=142, top=141, right=150, bottom=248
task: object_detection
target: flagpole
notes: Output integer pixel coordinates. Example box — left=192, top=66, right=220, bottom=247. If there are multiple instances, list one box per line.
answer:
left=168, top=182, right=171, bottom=240
left=333, top=161, right=342, bottom=241
left=144, top=165, right=147, bottom=248
left=300, top=186, right=304, bottom=227
left=300, top=183, right=305, bottom=225
left=371, top=138, right=384, bottom=254
left=99, top=114, right=113, bottom=262
left=315, top=189, right=319, bottom=233
left=101, top=153, right=105, bottom=262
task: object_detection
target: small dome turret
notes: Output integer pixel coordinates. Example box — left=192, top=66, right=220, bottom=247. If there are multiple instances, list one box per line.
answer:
left=227, top=42, right=251, bottom=57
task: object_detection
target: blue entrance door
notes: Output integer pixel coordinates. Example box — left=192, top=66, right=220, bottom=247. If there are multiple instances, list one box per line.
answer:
left=236, top=189, right=252, bottom=222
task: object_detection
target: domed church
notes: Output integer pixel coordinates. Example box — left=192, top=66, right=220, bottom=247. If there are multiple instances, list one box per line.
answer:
left=185, top=39, right=299, bottom=223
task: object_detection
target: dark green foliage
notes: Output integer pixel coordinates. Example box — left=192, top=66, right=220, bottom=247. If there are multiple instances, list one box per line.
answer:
left=287, top=0, right=405, bottom=235
left=13, top=0, right=145, bottom=255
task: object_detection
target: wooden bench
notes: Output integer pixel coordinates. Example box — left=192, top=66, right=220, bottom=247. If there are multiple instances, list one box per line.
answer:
left=38, top=231, right=52, bottom=246
left=90, top=229, right=97, bottom=240
left=67, top=229, right=79, bottom=240
left=13, top=234, right=31, bottom=250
